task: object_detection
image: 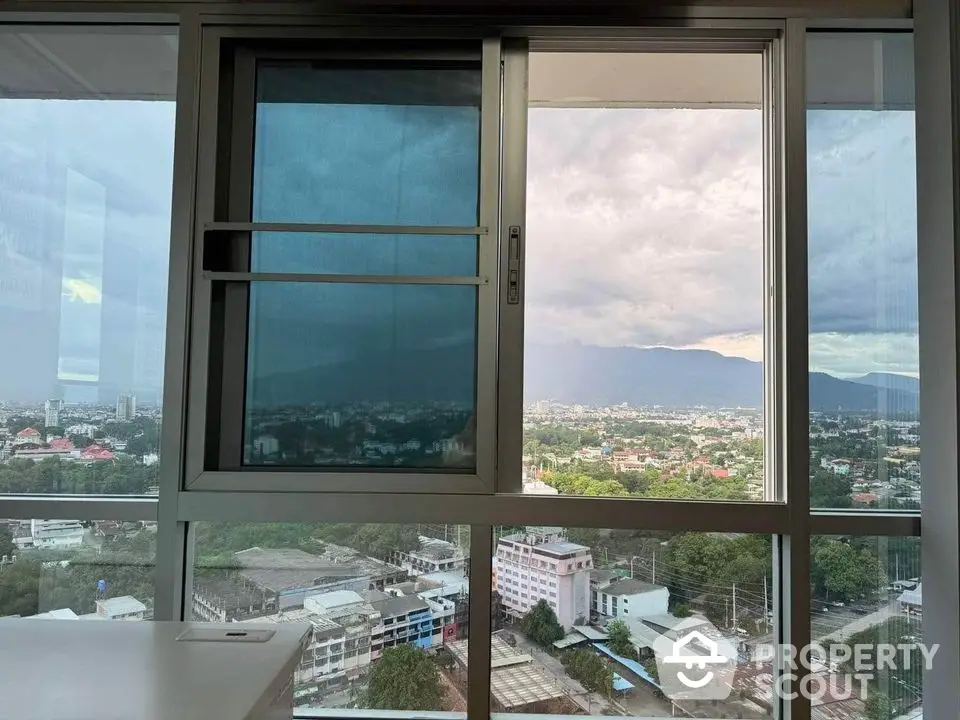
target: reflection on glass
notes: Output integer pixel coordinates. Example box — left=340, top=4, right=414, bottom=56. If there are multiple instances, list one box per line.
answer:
left=253, top=62, right=481, bottom=227
left=521, top=52, right=766, bottom=500
left=252, top=233, right=478, bottom=276
left=811, top=536, right=922, bottom=719
left=0, top=518, right=155, bottom=619
left=244, top=283, right=477, bottom=469
left=491, top=526, right=773, bottom=717
left=193, top=522, right=469, bottom=714
left=0, top=28, right=176, bottom=494
left=58, top=170, right=106, bottom=385
left=807, top=33, right=919, bottom=510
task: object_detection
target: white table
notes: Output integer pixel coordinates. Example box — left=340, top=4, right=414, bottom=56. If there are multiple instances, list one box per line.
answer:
left=0, top=620, right=312, bottom=720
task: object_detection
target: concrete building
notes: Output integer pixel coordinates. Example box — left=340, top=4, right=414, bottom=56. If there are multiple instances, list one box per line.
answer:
left=592, top=577, right=669, bottom=620
left=43, top=399, right=61, bottom=428
left=494, top=527, right=593, bottom=630
left=13, top=519, right=84, bottom=550
left=390, top=536, right=465, bottom=576
left=191, top=544, right=407, bottom=621
left=116, top=394, right=136, bottom=421
left=96, top=596, right=147, bottom=620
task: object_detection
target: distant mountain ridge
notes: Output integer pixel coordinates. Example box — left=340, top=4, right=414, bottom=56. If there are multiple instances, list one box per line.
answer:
left=524, top=344, right=919, bottom=412
left=251, top=343, right=919, bottom=413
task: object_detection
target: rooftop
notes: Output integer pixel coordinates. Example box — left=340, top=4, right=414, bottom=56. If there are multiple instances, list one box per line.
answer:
left=370, top=593, right=429, bottom=618
left=447, top=633, right=567, bottom=710
left=97, top=596, right=147, bottom=616
left=601, top=578, right=665, bottom=596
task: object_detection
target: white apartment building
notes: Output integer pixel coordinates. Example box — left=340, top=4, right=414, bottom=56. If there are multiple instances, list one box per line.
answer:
left=44, top=399, right=61, bottom=428
left=494, top=527, right=593, bottom=630
left=592, top=577, right=669, bottom=620
left=14, top=519, right=84, bottom=550
left=116, top=394, right=137, bottom=421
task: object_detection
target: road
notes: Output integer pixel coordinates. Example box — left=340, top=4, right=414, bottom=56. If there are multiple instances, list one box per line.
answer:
left=814, top=599, right=900, bottom=643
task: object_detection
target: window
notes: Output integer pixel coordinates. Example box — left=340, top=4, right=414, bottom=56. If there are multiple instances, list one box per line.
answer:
left=514, top=51, right=767, bottom=501
left=1, top=20, right=938, bottom=720
left=807, top=32, right=918, bottom=510
left=493, top=526, right=773, bottom=718
left=193, top=522, right=469, bottom=714
left=0, top=27, right=176, bottom=495
left=811, top=536, right=922, bottom=719
left=0, top=518, right=155, bottom=619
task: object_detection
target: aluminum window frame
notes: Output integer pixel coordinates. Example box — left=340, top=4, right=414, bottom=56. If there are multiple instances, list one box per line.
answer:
left=182, top=26, right=503, bottom=494
left=0, top=7, right=936, bottom=720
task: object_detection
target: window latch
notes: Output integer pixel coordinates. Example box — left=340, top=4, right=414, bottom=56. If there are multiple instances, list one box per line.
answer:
left=507, top=225, right=522, bottom=304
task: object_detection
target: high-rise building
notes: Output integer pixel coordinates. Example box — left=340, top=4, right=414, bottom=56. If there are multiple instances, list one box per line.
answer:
left=493, top=527, right=593, bottom=630
left=44, top=399, right=61, bottom=428
left=116, top=393, right=137, bottom=421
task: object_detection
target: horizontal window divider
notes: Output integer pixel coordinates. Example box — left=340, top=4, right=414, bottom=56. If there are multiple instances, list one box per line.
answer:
left=810, top=510, right=921, bottom=536
left=202, top=271, right=487, bottom=285
left=178, top=488, right=789, bottom=532
left=203, top=221, right=488, bottom=236
left=0, top=495, right=159, bottom=523
left=188, top=470, right=493, bottom=493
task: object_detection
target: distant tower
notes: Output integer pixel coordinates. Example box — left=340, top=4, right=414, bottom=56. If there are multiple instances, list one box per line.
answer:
left=116, top=394, right=137, bottom=421
left=44, top=399, right=62, bottom=428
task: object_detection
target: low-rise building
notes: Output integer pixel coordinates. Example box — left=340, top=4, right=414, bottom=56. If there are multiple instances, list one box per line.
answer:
left=13, top=519, right=84, bottom=550
left=96, top=596, right=147, bottom=620
left=593, top=577, right=669, bottom=620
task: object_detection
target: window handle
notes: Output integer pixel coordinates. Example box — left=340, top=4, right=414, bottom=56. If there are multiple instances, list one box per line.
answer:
left=508, top=225, right=522, bottom=304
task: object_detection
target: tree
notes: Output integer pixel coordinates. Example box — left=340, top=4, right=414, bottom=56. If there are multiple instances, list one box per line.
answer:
left=673, top=603, right=692, bottom=618
left=560, top=649, right=614, bottom=697
left=0, top=527, right=15, bottom=560
left=606, top=619, right=635, bottom=659
left=521, top=599, right=565, bottom=648
left=812, top=539, right=887, bottom=603
left=864, top=691, right=893, bottom=720
left=366, top=645, right=444, bottom=711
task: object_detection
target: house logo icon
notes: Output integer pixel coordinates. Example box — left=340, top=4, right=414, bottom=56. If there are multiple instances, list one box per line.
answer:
left=652, top=617, right=738, bottom=700
left=662, top=631, right=729, bottom=688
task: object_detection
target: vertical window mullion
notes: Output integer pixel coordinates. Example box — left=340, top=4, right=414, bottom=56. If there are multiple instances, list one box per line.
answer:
left=782, top=18, right=813, bottom=720
left=467, top=525, right=494, bottom=720
left=155, top=13, right=202, bottom=621
left=496, top=40, right=529, bottom=495
left=476, top=37, right=503, bottom=492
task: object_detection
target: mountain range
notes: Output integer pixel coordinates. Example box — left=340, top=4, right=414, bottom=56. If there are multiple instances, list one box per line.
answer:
left=524, top=344, right=919, bottom=412
left=253, top=342, right=919, bottom=413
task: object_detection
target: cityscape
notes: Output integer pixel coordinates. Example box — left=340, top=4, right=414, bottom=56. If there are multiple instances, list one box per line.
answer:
left=0, top=398, right=922, bottom=720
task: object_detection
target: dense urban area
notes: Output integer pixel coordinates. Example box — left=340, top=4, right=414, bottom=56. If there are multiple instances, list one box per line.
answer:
left=0, top=398, right=921, bottom=720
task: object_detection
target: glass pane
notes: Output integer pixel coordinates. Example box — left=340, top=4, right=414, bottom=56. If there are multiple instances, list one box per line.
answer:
left=811, top=536, right=922, bottom=719
left=0, top=28, right=177, bottom=494
left=0, top=518, right=155, bottom=618
left=244, top=283, right=477, bottom=469
left=253, top=61, right=481, bottom=227
left=491, top=526, right=773, bottom=718
left=193, top=522, right=469, bottom=716
left=520, top=52, right=768, bottom=500
left=807, top=33, right=919, bottom=510
left=252, top=233, right=478, bottom=276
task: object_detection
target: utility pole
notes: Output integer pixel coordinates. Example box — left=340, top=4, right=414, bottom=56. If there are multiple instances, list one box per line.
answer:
left=732, top=583, right=737, bottom=630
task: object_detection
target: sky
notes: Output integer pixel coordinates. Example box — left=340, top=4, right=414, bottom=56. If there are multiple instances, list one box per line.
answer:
left=0, top=76, right=919, bottom=403
left=525, top=106, right=919, bottom=378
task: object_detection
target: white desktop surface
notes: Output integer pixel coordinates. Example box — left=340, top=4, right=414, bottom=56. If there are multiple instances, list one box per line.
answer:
left=0, top=620, right=311, bottom=720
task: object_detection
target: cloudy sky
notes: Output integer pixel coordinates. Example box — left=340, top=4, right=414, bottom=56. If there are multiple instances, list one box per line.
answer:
left=526, top=106, right=918, bottom=378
